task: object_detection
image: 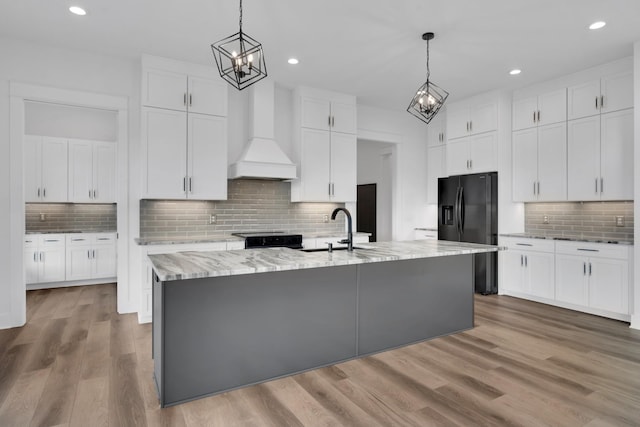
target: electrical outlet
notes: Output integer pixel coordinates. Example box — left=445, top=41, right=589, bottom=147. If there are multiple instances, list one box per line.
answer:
left=209, top=214, right=216, bottom=224
left=615, top=216, right=624, bottom=227
left=543, top=215, right=549, bottom=224
left=40, top=213, right=46, bottom=221
left=323, top=214, right=329, bottom=223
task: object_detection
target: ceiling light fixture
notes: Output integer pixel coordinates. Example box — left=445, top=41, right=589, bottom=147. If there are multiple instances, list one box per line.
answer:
left=407, top=32, right=449, bottom=125
left=69, top=6, right=86, bottom=16
left=589, top=21, right=606, bottom=30
left=510, top=69, right=522, bottom=75
left=211, top=0, right=267, bottom=90
left=287, top=58, right=299, bottom=65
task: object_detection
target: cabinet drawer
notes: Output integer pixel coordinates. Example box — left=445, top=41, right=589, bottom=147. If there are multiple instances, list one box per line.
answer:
left=67, top=235, right=92, bottom=246
left=40, top=235, right=66, bottom=247
left=501, top=237, right=555, bottom=253
left=555, top=241, right=629, bottom=259
left=94, top=234, right=117, bottom=245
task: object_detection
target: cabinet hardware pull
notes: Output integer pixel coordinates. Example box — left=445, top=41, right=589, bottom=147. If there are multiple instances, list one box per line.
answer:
left=577, top=248, right=598, bottom=252
left=537, top=181, right=540, bottom=195
left=189, top=177, right=193, bottom=193
left=89, top=190, right=92, bottom=198
left=93, top=250, right=96, bottom=259
left=520, top=255, right=523, bottom=266
left=183, top=177, right=186, bottom=192
left=589, top=262, right=592, bottom=276
left=88, top=250, right=91, bottom=259
left=189, top=94, right=192, bottom=106
left=328, top=116, right=331, bottom=127
left=37, top=188, right=40, bottom=198
left=98, top=238, right=109, bottom=240
left=72, top=238, right=85, bottom=241
left=34, top=252, right=37, bottom=262
left=43, top=188, right=46, bottom=198
left=466, top=122, right=469, bottom=132
left=470, top=121, right=472, bottom=132
left=331, top=183, right=335, bottom=195
left=516, top=243, right=533, bottom=246
left=600, top=177, right=603, bottom=194
left=332, top=116, right=335, bottom=127
left=595, top=178, right=598, bottom=193
left=469, top=159, right=472, bottom=169
left=595, top=97, right=598, bottom=109
left=583, top=262, right=586, bottom=275
left=45, top=239, right=59, bottom=242
left=328, top=183, right=331, bottom=195
left=524, top=256, right=527, bottom=267
left=533, top=182, right=536, bottom=195
left=40, top=252, right=43, bottom=262
left=600, top=95, right=604, bottom=109
left=533, top=111, right=536, bottom=123
left=93, top=190, right=97, bottom=199
left=184, top=93, right=187, bottom=106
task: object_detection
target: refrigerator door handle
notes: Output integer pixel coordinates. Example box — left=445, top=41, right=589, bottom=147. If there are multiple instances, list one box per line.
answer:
left=459, top=187, right=465, bottom=233
left=454, top=186, right=461, bottom=235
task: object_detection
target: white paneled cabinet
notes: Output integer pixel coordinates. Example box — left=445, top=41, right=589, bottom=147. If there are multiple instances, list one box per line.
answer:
left=567, top=109, right=633, bottom=201
left=24, top=234, right=66, bottom=284
left=427, top=115, right=446, bottom=147
left=567, top=71, right=633, bottom=120
left=512, top=88, right=566, bottom=131
left=66, top=233, right=117, bottom=281
left=69, top=140, right=116, bottom=203
left=427, top=145, right=445, bottom=204
left=292, top=87, right=357, bottom=202
left=446, top=132, right=497, bottom=176
left=512, top=122, right=567, bottom=201
left=24, top=136, right=68, bottom=203
left=446, top=98, right=497, bottom=140
left=501, top=237, right=555, bottom=299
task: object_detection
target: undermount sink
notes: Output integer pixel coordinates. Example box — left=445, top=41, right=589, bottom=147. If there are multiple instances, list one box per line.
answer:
left=301, top=246, right=368, bottom=253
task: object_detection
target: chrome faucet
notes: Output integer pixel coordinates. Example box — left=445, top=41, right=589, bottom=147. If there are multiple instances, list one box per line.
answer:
left=331, top=207, right=353, bottom=251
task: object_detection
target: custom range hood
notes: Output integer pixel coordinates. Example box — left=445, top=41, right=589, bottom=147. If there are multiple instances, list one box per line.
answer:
left=228, top=81, right=297, bottom=180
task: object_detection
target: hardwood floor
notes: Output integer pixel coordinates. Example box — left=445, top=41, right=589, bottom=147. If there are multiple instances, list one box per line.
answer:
left=1, top=284, right=639, bottom=426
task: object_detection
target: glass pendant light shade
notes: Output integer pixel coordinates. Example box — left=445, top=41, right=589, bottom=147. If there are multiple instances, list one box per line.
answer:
left=407, top=32, right=448, bottom=124
left=211, top=0, right=267, bottom=90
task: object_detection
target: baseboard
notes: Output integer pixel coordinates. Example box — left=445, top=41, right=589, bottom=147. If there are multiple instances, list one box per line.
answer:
left=138, top=313, right=152, bottom=324
left=630, top=314, right=640, bottom=330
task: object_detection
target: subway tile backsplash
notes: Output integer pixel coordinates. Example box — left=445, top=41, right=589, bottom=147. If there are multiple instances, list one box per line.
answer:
left=26, top=203, right=117, bottom=232
left=525, top=201, right=633, bottom=241
left=140, top=179, right=346, bottom=238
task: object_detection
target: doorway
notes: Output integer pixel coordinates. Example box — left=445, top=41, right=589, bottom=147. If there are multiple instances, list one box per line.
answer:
left=357, top=184, right=377, bottom=242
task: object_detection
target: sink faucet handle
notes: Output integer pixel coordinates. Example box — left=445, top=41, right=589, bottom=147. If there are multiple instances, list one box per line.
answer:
left=327, top=243, right=333, bottom=252
left=337, top=239, right=349, bottom=244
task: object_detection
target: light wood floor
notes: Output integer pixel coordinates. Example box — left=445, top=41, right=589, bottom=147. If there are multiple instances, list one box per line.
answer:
left=1, top=284, right=640, bottom=426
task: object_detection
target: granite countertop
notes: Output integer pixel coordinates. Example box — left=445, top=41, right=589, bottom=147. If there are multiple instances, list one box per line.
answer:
left=148, top=239, right=501, bottom=281
left=135, top=235, right=244, bottom=246
left=500, top=233, right=634, bottom=246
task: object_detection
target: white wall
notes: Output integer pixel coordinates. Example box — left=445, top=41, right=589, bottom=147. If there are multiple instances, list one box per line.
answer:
left=357, top=140, right=394, bottom=241
left=633, top=41, right=640, bottom=330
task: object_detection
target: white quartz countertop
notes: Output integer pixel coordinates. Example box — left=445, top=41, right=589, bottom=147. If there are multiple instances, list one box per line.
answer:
left=148, top=239, right=501, bottom=282
left=135, top=235, right=243, bottom=246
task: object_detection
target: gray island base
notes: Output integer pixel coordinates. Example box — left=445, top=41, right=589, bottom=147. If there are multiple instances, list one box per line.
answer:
left=150, top=240, right=497, bottom=407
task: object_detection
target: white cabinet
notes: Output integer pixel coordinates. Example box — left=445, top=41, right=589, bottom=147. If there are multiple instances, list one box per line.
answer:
left=427, top=145, right=445, bottom=204
left=24, top=234, right=66, bottom=284
left=68, top=140, right=116, bottom=203
left=567, top=71, right=633, bottom=120
left=446, top=132, right=497, bottom=176
left=512, top=122, right=567, bottom=201
left=24, top=136, right=68, bottom=203
left=66, top=233, right=117, bottom=281
left=446, top=97, right=497, bottom=140
left=567, top=109, right=633, bottom=201
left=555, top=242, right=629, bottom=315
left=142, top=55, right=228, bottom=201
left=512, top=88, right=566, bottom=131
left=291, top=87, right=357, bottom=202
left=414, top=229, right=437, bottom=240
left=501, top=237, right=555, bottom=299
left=427, top=115, right=446, bottom=147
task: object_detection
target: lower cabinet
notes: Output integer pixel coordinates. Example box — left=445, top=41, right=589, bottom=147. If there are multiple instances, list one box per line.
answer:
left=24, top=234, right=66, bottom=284
left=414, top=229, right=438, bottom=240
left=501, top=238, right=555, bottom=299
left=66, top=234, right=117, bottom=281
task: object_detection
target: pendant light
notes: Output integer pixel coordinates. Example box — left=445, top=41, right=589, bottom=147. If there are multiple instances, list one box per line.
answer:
left=407, top=32, right=449, bottom=124
left=211, top=0, right=267, bottom=90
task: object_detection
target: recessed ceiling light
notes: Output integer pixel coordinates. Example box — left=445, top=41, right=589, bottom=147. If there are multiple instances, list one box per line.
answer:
left=287, top=58, right=299, bottom=65
left=69, top=6, right=86, bottom=16
left=589, top=21, right=606, bottom=30
left=509, top=69, right=522, bottom=75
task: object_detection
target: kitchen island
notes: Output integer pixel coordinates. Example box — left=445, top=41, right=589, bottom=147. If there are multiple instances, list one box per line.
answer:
left=149, top=239, right=500, bottom=407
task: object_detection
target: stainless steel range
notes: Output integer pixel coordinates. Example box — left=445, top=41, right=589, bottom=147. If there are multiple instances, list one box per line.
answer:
left=232, top=232, right=303, bottom=249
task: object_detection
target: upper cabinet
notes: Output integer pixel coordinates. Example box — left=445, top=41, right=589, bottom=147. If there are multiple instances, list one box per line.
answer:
left=446, top=97, right=497, bottom=140
left=512, top=88, right=566, bottom=131
left=291, top=87, right=357, bottom=203
left=567, top=70, right=633, bottom=120
left=141, top=55, right=228, bottom=200
left=69, top=140, right=116, bottom=203
left=24, top=136, right=68, bottom=203
left=427, top=115, right=446, bottom=147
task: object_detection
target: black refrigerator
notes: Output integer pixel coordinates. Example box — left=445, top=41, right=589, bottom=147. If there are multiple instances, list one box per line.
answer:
left=438, top=172, right=498, bottom=294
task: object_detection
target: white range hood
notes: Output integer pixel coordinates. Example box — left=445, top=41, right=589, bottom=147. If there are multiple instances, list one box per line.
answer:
left=228, top=81, right=297, bottom=180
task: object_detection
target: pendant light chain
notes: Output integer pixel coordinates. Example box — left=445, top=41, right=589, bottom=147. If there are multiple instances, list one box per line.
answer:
left=425, top=37, right=431, bottom=81
left=239, top=0, right=243, bottom=32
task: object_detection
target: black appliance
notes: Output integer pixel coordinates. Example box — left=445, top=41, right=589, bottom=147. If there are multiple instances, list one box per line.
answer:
left=232, top=232, right=303, bottom=249
left=438, top=172, right=498, bottom=294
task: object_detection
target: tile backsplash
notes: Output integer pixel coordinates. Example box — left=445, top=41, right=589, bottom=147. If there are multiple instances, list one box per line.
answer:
left=140, top=179, right=346, bottom=238
left=525, top=201, right=634, bottom=241
left=26, top=203, right=117, bottom=232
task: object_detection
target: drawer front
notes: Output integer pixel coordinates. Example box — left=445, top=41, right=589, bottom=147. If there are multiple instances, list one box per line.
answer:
left=67, top=235, right=92, bottom=246
left=39, top=234, right=66, bottom=247
left=555, top=241, right=629, bottom=259
left=94, top=233, right=117, bottom=245
left=501, top=237, right=555, bottom=253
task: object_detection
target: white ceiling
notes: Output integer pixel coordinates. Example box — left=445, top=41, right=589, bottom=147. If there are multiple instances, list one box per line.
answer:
left=2, top=0, right=640, bottom=110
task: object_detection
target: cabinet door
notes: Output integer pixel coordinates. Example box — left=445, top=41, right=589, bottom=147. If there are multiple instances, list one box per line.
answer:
left=187, top=113, right=227, bottom=200
left=68, top=141, right=94, bottom=203
left=143, top=68, right=187, bottom=111
left=66, top=245, right=93, bottom=280
left=567, top=80, right=600, bottom=120
left=330, top=132, right=357, bottom=202
left=40, top=246, right=66, bottom=282
left=330, top=101, right=357, bottom=135
left=445, top=139, right=469, bottom=176
left=601, top=71, right=633, bottom=114
left=143, top=108, right=188, bottom=199
left=470, top=100, right=497, bottom=135
left=537, top=88, right=567, bottom=126
left=93, top=245, right=117, bottom=279
left=41, top=137, right=68, bottom=202
left=469, top=132, right=497, bottom=173
left=537, top=122, right=567, bottom=201
left=187, top=76, right=228, bottom=116
left=512, top=128, right=538, bottom=202
left=567, top=116, right=600, bottom=201
left=299, top=128, right=331, bottom=201
left=502, top=250, right=525, bottom=293
left=512, top=96, right=538, bottom=131
left=301, top=97, right=331, bottom=131
left=93, top=143, right=117, bottom=203
left=600, top=109, right=633, bottom=201
left=555, top=254, right=588, bottom=306
left=445, top=102, right=469, bottom=140
left=427, top=116, right=446, bottom=147
left=427, top=146, right=445, bottom=204
left=588, top=258, right=628, bottom=314
left=527, top=252, right=555, bottom=299
left=24, top=248, right=40, bottom=284
left=24, top=135, right=43, bottom=202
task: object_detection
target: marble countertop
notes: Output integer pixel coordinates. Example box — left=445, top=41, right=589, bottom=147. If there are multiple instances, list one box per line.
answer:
left=135, top=235, right=244, bottom=246
left=500, top=233, right=633, bottom=246
left=303, top=231, right=371, bottom=238
left=148, top=239, right=501, bottom=282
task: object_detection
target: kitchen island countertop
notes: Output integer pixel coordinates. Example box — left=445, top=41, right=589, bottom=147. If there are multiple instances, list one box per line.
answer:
left=148, top=239, right=501, bottom=281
